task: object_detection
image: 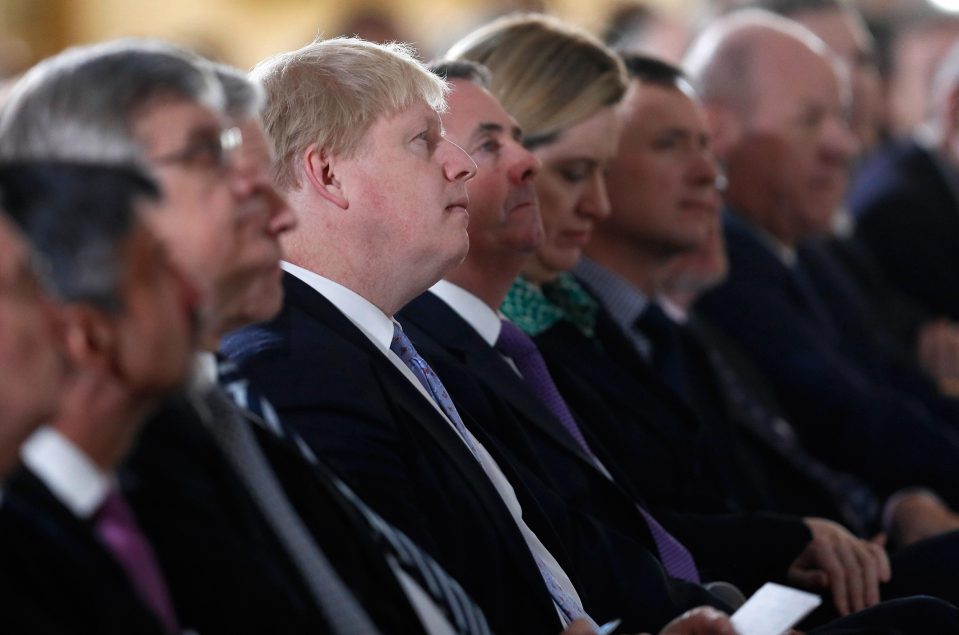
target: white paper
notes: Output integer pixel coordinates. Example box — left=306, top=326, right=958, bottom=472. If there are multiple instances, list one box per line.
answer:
left=731, top=582, right=822, bottom=635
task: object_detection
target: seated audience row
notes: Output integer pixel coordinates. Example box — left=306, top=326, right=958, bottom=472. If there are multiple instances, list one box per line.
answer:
left=1, top=6, right=959, bottom=635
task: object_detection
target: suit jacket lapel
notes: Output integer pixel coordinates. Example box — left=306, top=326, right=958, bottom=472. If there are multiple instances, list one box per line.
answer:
left=402, top=293, right=597, bottom=467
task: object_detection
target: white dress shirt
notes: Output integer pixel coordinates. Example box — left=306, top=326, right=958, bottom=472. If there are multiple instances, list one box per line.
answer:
left=21, top=426, right=111, bottom=519
left=284, top=262, right=586, bottom=625
left=429, top=280, right=524, bottom=377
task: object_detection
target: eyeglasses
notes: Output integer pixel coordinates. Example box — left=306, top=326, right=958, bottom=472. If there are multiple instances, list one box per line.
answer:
left=151, top=126, right=243, bottom=172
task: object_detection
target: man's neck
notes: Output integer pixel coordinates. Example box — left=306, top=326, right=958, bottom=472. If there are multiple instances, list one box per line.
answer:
left=52, top=371, right=151, bottom=472
left=285, top=256, right=416, bottom=317
left=444, top=256, right=525, bottom=311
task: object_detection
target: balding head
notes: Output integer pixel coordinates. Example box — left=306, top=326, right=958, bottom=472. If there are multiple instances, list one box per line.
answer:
left=685, top=9, right=841, bottom=123
left=684, top=10, right=856, bottom=246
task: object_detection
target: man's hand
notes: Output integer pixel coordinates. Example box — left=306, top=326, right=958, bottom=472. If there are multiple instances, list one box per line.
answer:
left=787, top=518, right=890, bottom=616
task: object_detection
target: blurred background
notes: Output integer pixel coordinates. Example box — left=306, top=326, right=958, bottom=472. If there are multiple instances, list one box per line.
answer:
left=2, top=0, right=959, bottom=136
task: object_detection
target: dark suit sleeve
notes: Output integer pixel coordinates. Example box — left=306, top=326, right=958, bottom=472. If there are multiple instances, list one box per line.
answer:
left=234, top=343, right=441, bottom=555
left=697, top=253, right=959, bottom=507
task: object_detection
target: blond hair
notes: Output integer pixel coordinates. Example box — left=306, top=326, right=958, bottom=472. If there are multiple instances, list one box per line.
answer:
left=251, top=37, right=448, bottom=190
left=446, top=13, right=628, bottom=144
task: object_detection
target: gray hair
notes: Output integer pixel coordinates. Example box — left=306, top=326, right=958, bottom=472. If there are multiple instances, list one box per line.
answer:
left=251, top=37, right=448, bottom=191
left=0, top=39, right=224, bottom=166
left=0, top=162, right=160, bottom=312
left=210, top=61, right=266, bottom=121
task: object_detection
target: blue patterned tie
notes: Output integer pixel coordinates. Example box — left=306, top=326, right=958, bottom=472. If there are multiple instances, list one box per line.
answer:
left=217, top=356, right=493, bottom=635
left=389, top=325, right=480, bottom=457
left=388, top=324, right=596, bottom=628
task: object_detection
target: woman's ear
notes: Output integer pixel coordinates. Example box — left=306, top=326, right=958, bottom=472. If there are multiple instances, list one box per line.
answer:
left=302, top=144, right=349, bottom=209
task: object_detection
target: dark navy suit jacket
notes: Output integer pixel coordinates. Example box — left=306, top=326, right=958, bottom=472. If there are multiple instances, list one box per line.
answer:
left=222, top=272, right=565, bottom=635
left=696, top=210, right=959, bottom=507
left=0, top=467, right=168, bottom=635
left=399, top=291, right=740, bottom=619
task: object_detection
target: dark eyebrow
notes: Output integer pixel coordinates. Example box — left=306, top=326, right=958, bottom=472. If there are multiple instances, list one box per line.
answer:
left=472, top=122, right=504, bottom=141
left=472, top=122, right=525, bottom=145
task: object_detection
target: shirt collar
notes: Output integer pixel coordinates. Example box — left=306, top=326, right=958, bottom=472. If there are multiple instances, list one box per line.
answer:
left=20, top=426, right=111, bottom=519
left=282, top=261, right=396, bottom=352
left=659, top=296, right=689, bottom=324
left=429, top=280, right=502, bottom=347
left=190, top=351, right=218, bottom=393
left=574, top=257, right=650, bottom=334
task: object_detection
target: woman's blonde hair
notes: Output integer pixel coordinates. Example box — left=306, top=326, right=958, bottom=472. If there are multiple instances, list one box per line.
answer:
left=447, top=13, right=628, bottom=145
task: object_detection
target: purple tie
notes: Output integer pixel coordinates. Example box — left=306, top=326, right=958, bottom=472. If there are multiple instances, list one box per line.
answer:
left=495, top=319, right=700, bottom=583
left=495, top=320, right=593, bottom=455
left=94, top=488, right=180, bottom=634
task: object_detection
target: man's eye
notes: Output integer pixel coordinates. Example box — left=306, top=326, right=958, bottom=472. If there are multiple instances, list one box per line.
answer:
left=182, top=139, right=224, bottom=168
left=478, top=140, right=502, bottom=154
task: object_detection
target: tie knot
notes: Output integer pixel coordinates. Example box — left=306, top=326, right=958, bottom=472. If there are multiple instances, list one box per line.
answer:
left=390, top=323, right=419, bottom=365
left=95, top=488, right=136, bottom=526
left=495, top=319, right=538, bottom=360
left=635, top=303, right=675, bottom=342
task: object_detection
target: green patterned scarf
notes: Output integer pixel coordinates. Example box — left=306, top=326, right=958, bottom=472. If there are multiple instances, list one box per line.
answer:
left=500, top=273, right=598, bottom=338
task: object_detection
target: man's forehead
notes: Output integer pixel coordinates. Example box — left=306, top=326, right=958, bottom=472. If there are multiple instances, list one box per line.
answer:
left=134, top=96, right=224, bottom=140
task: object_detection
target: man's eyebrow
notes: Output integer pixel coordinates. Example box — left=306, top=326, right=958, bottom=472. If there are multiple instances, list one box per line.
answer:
left=473, top=122, right=504, bottom=139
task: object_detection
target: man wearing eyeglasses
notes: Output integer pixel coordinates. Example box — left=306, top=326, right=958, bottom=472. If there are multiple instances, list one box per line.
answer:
left=0, top=41, right=506, bottom=635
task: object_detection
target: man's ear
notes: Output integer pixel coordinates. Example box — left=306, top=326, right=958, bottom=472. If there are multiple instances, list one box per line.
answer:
left=702, top=104, right=741, bottom=160
left=302, top=144, right=349, bottom=209
left=60, top=305, right=116, bottom=373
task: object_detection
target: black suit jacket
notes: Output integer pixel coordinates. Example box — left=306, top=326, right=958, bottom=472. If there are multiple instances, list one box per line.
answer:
left=0, top=467, right=168, bottom=635
left=221, top=272, right=563, bottom=635
left=121, top=396, right=333, bottom=635
left=851, top=140, right=959, bottom=320
left=497, top=295, right=813, bottom=586
left=399, top=291, right=738, bottom=615
left=245, top=407, right=430, bottom=634
left=696, top=210, right=959, bottom=507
